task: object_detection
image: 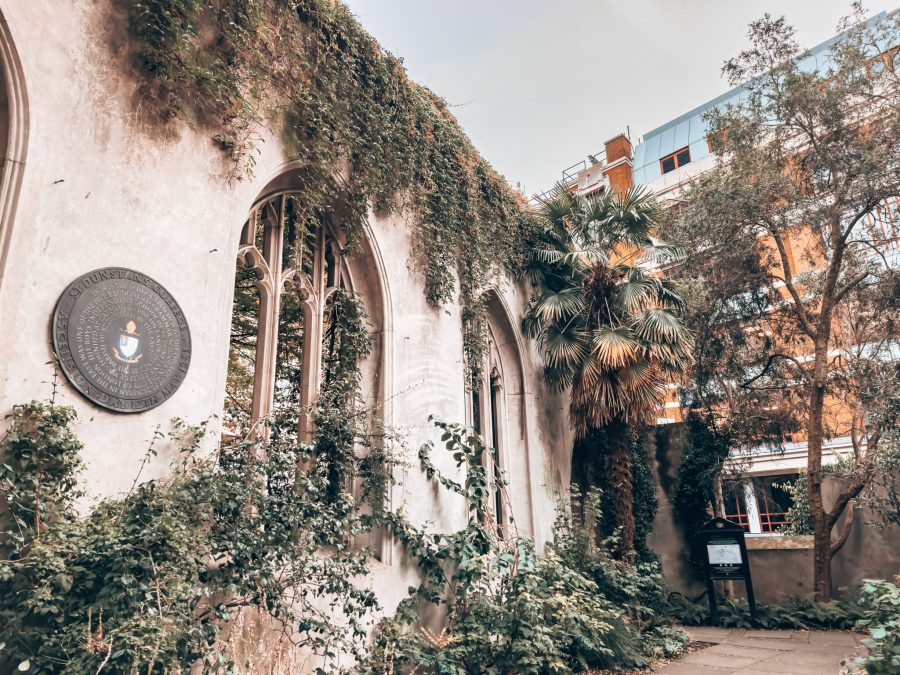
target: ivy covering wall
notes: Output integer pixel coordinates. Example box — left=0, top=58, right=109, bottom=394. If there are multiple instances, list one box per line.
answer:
left=123, top=0, right=540, bottom=376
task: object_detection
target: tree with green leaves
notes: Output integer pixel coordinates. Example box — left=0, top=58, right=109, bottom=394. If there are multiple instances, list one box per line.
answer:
left=524, top=186, right=693, bottom=560
left=667, top=8, right=900, bottom=600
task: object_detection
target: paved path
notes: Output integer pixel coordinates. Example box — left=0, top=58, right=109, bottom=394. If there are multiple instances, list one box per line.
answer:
left=654, top=626, right=867, bottom=674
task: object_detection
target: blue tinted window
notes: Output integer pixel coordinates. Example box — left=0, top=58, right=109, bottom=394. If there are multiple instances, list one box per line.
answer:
left=673, top=120, right=690, bottom=150
left=643, top=134, right=661, bottom=168
left=643, top=159, right=662, bottom=183
left=689, top=114, right=709, bottom=144
left=632, top=142, right=646, bottom=169
left=658, top=126, right=675, bottom=157
left=689, top=138, right=710, bottom=162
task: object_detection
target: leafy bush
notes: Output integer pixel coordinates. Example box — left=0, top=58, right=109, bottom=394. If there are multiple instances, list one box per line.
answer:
left=663, top=591, right=862, bottom=630
left=0, top=404, right=379, bottom=673
left=776, top=470, right=814, bottom=535
left=672, top=412, right=730, bottom=570
left=363, top=419, right=687, bottom=674
left=551, top=488, right=665, bottom=621
left=850, top=578, right=900, bottom=674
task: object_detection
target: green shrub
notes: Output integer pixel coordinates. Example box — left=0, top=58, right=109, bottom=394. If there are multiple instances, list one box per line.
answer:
left=775, top=471, right=814, bottom=535
left=850, top=578, right=900, bottom=674
left=663, top=592, right=862, bottom=630
left=363, top=419, right=687, bottom=674
left=0, top=404, right=379, bottom=674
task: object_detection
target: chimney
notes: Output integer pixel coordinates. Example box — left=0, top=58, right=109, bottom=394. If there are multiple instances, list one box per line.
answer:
left=602, top=133, right=633, bottom=195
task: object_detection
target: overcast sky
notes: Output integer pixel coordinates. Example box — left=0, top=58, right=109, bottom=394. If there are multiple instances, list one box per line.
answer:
left=342, top=0, right=897, bottom=196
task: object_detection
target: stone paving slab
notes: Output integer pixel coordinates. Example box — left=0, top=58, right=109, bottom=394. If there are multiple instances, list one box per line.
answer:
left=678, top=652, right=761, bottom=669
left=652, top=627, right=866, bottom=674
left=704, top=644, right=786, bottom=659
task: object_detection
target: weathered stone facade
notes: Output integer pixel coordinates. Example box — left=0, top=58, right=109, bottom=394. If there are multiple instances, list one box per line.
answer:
left=0, top=0, right=574, bottom=617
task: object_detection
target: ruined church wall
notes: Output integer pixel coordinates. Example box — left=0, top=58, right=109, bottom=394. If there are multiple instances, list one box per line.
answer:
left=0, top=0, right=573, bottom=615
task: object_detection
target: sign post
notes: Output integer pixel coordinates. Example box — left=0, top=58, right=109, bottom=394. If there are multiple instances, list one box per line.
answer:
left=696, top=517, right=756, bottom=624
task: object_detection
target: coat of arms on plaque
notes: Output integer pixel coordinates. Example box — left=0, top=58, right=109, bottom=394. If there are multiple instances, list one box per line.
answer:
left=114, top=320, right=143, bottom=363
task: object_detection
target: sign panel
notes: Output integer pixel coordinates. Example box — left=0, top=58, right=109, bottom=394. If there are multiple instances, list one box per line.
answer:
left=695, top=517, right=757, bottom=622
left=707, top=541, right=742, bottom=565
left=52, top=268, right=191, bottom=413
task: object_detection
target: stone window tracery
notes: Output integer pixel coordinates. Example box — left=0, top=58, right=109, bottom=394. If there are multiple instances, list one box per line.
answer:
left=471, top=329, right=509, bottom=537
left=225, top=190, right=349, bottom=438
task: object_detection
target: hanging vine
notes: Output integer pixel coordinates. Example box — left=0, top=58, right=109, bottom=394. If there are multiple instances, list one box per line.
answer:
left=120, top=0, right=539, bottom=378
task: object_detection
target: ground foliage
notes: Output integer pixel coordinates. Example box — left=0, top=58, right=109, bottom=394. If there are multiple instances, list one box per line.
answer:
left=664, top=591, right=864, bottom=630
left=121, top=0, right=540, bottom=380
left=364, top=421, right=687, bottom=673
left=850, top=578, right=900, bottom=674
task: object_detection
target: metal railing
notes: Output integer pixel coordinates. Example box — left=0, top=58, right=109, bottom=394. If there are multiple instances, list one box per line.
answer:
left=528, top=149, right=607, bottom=206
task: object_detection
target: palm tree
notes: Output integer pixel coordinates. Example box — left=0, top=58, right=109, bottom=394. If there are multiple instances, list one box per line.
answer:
left=523, top=184, right=692, bottom=560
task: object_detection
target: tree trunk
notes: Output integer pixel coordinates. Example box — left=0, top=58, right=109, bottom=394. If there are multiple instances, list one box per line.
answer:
left=806, top=334, right=832, bottom=602
left=813, top=517, right=833, bottom=602
left=606, top=418, right=635, bottom=562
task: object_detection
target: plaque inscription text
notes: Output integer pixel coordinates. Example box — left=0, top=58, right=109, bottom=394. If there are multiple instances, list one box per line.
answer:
left=52, top=268, right=191, bottom=412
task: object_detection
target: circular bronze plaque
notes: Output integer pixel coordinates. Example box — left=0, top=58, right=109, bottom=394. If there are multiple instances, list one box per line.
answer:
left=52, top=268, right=191, bottom=413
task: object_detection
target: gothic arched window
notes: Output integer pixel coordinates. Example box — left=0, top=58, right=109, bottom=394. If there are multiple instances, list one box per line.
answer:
left=470, top=329, right=509, bottom=537
left=225, top=191, right=349, bottom=437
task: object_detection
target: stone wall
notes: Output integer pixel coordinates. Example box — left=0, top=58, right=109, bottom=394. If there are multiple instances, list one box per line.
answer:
left=0, top=0, right=574, bottom=616
left=647, top=423, right=900, bottom=602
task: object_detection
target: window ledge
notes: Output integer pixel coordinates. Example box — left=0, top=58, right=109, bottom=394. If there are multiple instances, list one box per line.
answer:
left=745, top=535, right=813, bottom=550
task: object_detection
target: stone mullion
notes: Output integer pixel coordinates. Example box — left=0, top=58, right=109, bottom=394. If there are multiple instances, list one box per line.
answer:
left=251, top=198, right=286, bottom=430
left=298, top=224, right=327, bottom=442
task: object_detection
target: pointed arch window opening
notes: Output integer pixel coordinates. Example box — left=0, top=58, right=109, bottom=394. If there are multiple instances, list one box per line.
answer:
left=470, top=331, right=511, bottom=539
left=225, top=190, right=351, bottom=439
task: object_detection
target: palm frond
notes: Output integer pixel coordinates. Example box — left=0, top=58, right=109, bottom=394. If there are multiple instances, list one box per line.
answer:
left=617, top=267, right=662, bottom=314
left=529, top=287, right=585, bottom=325
left=535, top=182, right=576, bottom=230
left=616, top=359, right=657, bottom=393
left=540, top=324, right=590, bottom=372
left=591, top=326, right=639, bottom=369
left=638, top=239, right=685, bottom=266
left=633, top=307, right=687, bottom=344
left=612, top=187, right=663, bottom=245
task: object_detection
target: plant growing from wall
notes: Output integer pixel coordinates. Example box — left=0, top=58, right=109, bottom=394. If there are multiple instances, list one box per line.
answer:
left=364, top=418, right=688, bottom=674
left=120, top=0, right=540, bottom=380
left=672, top=411, right=732, bottom=569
